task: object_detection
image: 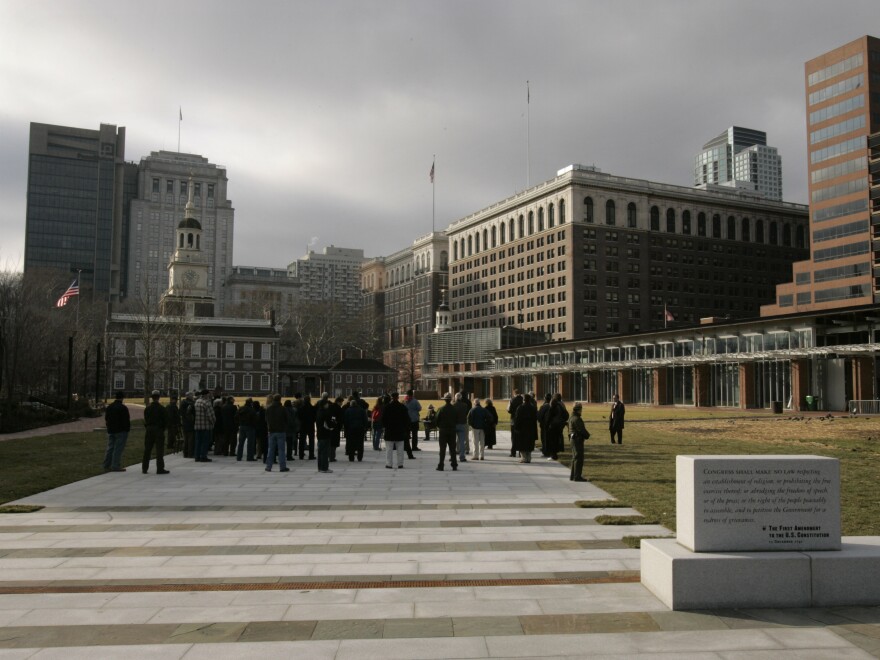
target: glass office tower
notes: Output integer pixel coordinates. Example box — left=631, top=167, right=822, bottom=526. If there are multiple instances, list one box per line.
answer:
left=24, top=123, right=136, bottom=301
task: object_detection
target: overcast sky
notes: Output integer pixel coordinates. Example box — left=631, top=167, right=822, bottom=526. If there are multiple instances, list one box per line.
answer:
left=1, top=0, right=878, bottom=270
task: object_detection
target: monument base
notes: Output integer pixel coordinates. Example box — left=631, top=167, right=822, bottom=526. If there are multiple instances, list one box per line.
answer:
left=641, top=537, right=880, bottom=610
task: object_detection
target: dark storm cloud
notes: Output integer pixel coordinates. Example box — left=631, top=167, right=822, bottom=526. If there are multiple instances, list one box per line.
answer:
left=1, top=0, right=878, bottom=269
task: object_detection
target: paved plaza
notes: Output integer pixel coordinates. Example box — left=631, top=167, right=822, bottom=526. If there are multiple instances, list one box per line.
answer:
left=1, top=430, right=879, bottom=658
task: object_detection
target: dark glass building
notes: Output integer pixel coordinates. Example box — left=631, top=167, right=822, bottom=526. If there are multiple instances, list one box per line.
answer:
left=24, top=122, right=137, bottom=301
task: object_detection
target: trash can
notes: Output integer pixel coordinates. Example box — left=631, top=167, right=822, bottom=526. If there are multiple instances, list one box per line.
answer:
left=771, top=401, right=783, bottom=414
left=805, top=395, right=816, bottom=411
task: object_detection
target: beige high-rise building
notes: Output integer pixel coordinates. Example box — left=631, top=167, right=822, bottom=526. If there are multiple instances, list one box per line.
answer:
left=764, top=35, right=880, bottom=315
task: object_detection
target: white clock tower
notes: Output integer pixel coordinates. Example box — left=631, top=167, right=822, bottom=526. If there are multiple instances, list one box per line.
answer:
left=161, top=174, right=215, bottom=317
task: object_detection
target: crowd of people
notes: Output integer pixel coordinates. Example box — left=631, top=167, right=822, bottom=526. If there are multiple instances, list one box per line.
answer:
left=104, top=386, right=626, bottom=481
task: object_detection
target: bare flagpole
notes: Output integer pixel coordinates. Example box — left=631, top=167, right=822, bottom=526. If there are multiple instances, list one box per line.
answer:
left=178, top=107, right=182, bottom=153
left=430, top=156, right=436, bottom=233
left=526, top=81, right=530, bottom=188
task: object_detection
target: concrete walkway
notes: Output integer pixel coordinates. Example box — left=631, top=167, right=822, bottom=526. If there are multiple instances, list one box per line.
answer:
left=1, top=432, right=878, bottom=658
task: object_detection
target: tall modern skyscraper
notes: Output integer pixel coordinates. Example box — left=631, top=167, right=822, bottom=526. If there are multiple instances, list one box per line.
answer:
left=127, top=151, right=234, bottom=309
left=24, top=122, right=137, bottom=300
left=695, top=126, right=783, bottom=201
left=763, top=35, right=880, bottom=315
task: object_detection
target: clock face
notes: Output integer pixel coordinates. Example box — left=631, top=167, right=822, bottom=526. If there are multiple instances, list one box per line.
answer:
left=183, top=269, right=200, bottom=287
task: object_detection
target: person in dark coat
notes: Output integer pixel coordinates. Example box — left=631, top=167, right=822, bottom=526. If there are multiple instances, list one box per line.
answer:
left=284, top=399, right=300, bottom=461
left=435, top=393, right=458, bottom=471
left=180, top=392, right=195, bottom=458
left=236, top=398, right=257, bottom=461
left=453, top=393, right=470, bottom=463
left=211, top=397, right=224, bottom=455
left=513, top=393, right=538, bottom=463
left=330, top=396, right=344, bottom=461
left=609, top=394, right=626, bottom=444
left=569, top=403, right=589, bottom=482
left=254, top=400, right=268, bottom=460
left=537, top=393, right=552, bottom=457
left=142, top=390, right=169, bottom=474
left=315, top=394, right=337, bottom=473
left=103, top=390, right=131, bottom=472
left=220, top=397, right=238, bottom=456
left=484, top=399, right=498, bottom=449
left=298, top=395, right=316, bottom=460
left=343, top=398, right=369, bottom=461
left=507, top=389, right=524, bottom=457
left=382, top=391, right=410, bottom=469
left=546, top=393, right=569, bottom=460
left=166, top=395, right=181, bottom=454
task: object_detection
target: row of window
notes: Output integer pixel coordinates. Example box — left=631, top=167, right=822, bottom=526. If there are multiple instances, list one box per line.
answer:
left=113, top=339, right=273, bottom=360
left=452, top=202, right=567, bottom=260
left=115, top=372, right=272, bottom=392
left=333, top=373, right=389, bottom=384
left=151, top=178, right=215, bottom=198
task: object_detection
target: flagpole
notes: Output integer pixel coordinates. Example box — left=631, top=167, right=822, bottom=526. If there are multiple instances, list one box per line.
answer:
left=76, top=269, right=81, bottom=329
left=526, top=80, right=530, bottom=189
left=432, top=155, right=435, bottom=234
left=178, top=107, right=182, bottom=153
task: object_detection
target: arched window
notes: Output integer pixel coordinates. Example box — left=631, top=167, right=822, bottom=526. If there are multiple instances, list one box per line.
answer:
left=460, top=238, right=465, bottom=259
left=491, top=226, right=497, bottom=247
left=584, top=197, right=594, bottom=223
left=508, top=218, right=514, bottom=241
left=742, top=217, right=750, bottom=242
left=605, top=200, right=616, bottom=225
left=440, top=251, right=448, bottom=270
left=548, top=203, right=554, bottom=228
left=696, top=212, right=706, bottom=236
left=500, top=222, right=506, bottom=244
left=783, top=223, right=792, bottom=247
left=179, top=233, right=184, bottom=248
left=650, top=206, right=660, bottom=231
left=187, top=233, right=194, bottom=248
left=796, top=225, right=805, bottom=249
left=528, top=211, right=534, bottom=235
left=769, top=222, right=778, bottom=245
left=712, top=214, right=721, bottom=238
left=518, top=215, right=525, bottom=238
left=682, top=210, right=691, bottom=235
left=467, top=235, right=473, bottom=256
left=755, top=219, right=764, bottom=244
left=482, top=229, right=488, bottom=250
left=475, top=232, right=480, bottom=253
left=453, top=242, right=458, bottom=261
left=627, top=203, right=637, bottom=228
left=538, top=207, right=544, bottom=231
left=559, top=199, right=566, bottom=223
left=666, top=208, right=675, bottom=233
left=727, top=216, right=736, bottom=240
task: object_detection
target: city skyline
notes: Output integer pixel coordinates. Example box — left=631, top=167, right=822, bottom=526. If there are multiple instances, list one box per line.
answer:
left=2, top=0, right=878, bottom=270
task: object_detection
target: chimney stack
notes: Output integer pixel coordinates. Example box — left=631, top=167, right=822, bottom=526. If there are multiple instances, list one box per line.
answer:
left=340, top=349, right=346, bottom=361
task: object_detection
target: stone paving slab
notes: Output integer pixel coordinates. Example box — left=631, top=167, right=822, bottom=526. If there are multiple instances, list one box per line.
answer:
left=2, top=431, right=879, bottom=657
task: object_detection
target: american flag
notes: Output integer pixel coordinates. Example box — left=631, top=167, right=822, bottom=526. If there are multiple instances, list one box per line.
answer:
left=665, top=307, right=675, bottom=322
left=56, top=280, right=79, bottom=308
left=429, top=161, right=435, bottom=184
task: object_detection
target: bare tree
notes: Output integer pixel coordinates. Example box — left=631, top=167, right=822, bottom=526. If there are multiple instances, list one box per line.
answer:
left=0, top=269, right=70, bottom=403
left=125, top=283, right=168, bottom=405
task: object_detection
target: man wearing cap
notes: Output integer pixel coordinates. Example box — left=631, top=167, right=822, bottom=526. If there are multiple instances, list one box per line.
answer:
left=568, top=402, right=589, bottom=482
left=435, top=393, right=458, bottom=471
left=103, top=390, right=130, bottom=472
left=193, top=389, right=215, bottom=462
left=142, top=390, right=170, bottom=474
